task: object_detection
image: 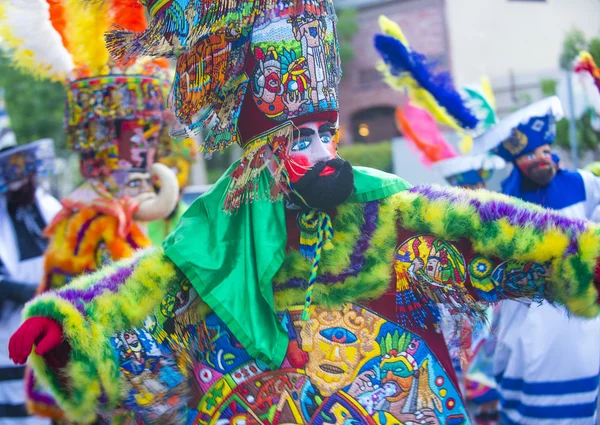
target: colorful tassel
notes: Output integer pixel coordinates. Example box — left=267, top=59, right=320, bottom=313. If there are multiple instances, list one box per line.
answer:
left=298, top=210, right=334, bottom=320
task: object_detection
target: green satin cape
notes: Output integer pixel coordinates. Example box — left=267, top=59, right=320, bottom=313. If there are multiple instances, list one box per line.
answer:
left=163, top=163, right=411, bottom=369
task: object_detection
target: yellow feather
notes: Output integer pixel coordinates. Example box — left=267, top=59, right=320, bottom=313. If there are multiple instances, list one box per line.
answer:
left=577, top=229, right=600, bottom=265
left=378, top=15, right=409, bottom=46
left=480, top=76, right=496, bottom=110
left=64, top=0, right=112, bottom=76
left=534, top=229, right=569, bottom=262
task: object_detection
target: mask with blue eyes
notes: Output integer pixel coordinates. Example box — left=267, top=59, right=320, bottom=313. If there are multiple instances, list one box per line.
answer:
left=290, top=133, right=333, bottom=152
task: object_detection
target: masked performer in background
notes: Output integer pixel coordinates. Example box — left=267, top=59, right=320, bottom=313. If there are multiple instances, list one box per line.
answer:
left=471, top=96, right=600, bottom=425
left=0, top=91, right=60, bottom=425
left=0, top=0, right=179, bottom=422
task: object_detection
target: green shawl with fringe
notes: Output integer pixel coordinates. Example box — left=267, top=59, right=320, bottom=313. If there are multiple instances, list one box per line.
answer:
left=163, top=163, right=411, bottom=369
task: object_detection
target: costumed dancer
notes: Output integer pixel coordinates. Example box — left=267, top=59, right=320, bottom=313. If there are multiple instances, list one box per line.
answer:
left=7, top=2, right=600, bottom=425
left=381, top=20, right=504, bottom=424
left=0, top=90, right=60, bottom=425
left=0, top=0, right=179, bottom=421
left=471, top=96, right=600, bottom=425
left=149, top=136, right=198, bottom=245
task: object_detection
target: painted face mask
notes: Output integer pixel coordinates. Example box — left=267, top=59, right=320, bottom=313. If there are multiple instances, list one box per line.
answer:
left=515, top=144, right=557, bottom=186
left=280, top=120, right=354, bottom=210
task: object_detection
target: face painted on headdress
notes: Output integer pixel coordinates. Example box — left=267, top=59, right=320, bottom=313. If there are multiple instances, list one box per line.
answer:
left=515, top=144, right=556, bottom=186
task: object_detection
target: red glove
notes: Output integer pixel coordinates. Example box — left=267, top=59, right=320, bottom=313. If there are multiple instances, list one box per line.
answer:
left=9, top=317, right=65, bottom=366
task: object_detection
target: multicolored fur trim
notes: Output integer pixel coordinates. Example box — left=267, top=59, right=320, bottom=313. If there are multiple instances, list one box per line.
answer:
left=399, top=185, right=600, bottom=317
left=39, top=200, right=149, bottom=294
left=273, top=200, right=398, bottom=309
left=273, top=186, right=600, bottom=318
left=24, top=248, right=185, bottom=423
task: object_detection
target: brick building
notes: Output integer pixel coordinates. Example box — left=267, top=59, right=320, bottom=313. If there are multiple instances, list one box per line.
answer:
left=337, top=0, right=450, bottom=145
left=336, top=0, right=600, bottom=145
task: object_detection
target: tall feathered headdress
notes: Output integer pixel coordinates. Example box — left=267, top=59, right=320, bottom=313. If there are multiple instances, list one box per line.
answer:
left=0, top=0, right=175, bottom=184
left=103, top=0, right=341, bottom=212
left=0, top=0, right=154, bottom=80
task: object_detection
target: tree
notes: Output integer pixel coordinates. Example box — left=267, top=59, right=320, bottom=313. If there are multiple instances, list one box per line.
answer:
left=553, top=29, right=600, bottom=157
left=559, top=28, right=588, bottom=70
left=589, top=38, right=600, bottom=66
left=336, top=8, right=359, bottom=70
left=0, top=56, right=66, bottom=150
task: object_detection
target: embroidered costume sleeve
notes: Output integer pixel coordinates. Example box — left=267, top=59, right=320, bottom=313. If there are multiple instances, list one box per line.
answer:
left=392, top=185, right=600, bottom=325
left=22, top=247, right=187, bottom=422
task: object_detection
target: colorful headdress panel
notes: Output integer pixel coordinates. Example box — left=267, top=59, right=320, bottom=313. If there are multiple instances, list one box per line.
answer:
left=0, top=138, right=55, bottom=193
left=473, top=97, right=564, bottom=162
left=107, top=0, right=339, bottom=150
left=106, top=0, right=340, bottom=210
left=66, top=75, right=166, bottom=178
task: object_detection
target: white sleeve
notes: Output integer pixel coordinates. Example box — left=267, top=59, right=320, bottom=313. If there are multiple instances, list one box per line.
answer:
left=35, top=187, right=63, bottom=223
left=578, top=170, right=600, bottom=222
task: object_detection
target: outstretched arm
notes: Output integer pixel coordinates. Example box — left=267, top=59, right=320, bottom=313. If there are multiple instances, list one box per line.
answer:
left=9, top=247, right=186, bottom=423
left=391, top=185, right=600, bottom=323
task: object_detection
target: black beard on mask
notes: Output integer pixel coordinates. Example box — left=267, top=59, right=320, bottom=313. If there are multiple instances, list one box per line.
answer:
left=287, top=158, right=354, bottom=210
left=524, top=160, right=557, bottom=187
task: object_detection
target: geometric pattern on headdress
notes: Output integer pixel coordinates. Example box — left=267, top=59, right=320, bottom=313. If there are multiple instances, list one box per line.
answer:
left=0, top=0, right=175, bottom=180
left=66, top=75, right=167, bottom=178
left=105, top=0, right=338, bottom=153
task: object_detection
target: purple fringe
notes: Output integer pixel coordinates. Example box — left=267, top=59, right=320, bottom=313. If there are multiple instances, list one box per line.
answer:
left=410, top=185, right=588, bottom=236
left=26, top=372, right=56, bottom=406
left=74, top=216, right=100, bottom=255
left=58, top=262, right=137, bottom=314
left=281, top=201, right=380, bottom=289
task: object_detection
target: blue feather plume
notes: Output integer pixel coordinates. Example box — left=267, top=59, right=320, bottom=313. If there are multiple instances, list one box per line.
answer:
left=374, top=34, right=479, bottom=130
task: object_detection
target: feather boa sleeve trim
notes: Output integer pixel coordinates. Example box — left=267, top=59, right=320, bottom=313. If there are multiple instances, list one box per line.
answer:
left=396, top=185, right=600, bottom=317
left=23, top=248, right=182, bottom=423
